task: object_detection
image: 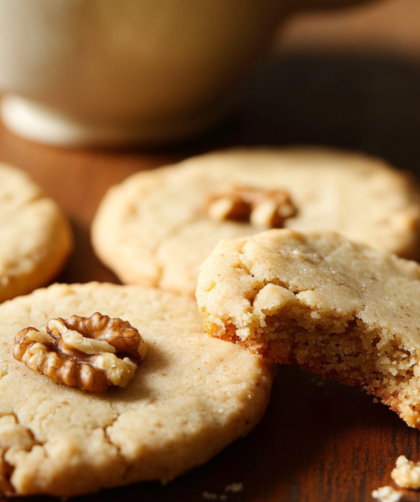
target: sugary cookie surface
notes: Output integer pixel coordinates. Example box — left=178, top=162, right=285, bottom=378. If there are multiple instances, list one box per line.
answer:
left=196, top=229, right=420, bottom=429
left=0, top=283, right=274, bottom=496
left=92, top=148, right=420, bottom=297
left=0, top=163, right=72, bottom=303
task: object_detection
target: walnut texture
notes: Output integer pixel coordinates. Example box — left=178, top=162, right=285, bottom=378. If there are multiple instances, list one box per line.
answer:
left=205, top=186, right=297, bottom=228
left=13, top=313, right=148, bottom=392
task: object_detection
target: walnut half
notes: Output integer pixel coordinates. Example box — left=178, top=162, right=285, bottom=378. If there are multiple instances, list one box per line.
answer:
left=13, top=313, right=148, bottom=393
left=205, top=185, right=297, bottom=228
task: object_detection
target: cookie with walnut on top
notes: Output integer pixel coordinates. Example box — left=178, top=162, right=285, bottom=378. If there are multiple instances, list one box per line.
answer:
left=92, top=148, right=420, bottom=297
left=0, top=282, right=275, bottom=497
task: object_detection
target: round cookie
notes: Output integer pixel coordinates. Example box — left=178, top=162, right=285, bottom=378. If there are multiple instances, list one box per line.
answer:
left=0, top=282, right=274, bottom=496
left=92, top=148, right=420, bottom=297
left=0, top=163, right=72, bottom=303
left=196, top=229, right=420, bottom=430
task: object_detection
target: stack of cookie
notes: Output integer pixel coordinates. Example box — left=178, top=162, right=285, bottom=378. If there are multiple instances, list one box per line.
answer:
left=2, top=147, right=420, bottom=497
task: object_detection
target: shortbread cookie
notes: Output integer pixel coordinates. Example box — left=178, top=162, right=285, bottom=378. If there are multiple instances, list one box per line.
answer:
left=92, top=148, right=420, bottom=297
left=0, top=282, right=274, bottom=496
left=196, top=229, right=420, bottom=429
left=0, top=163, right=72, bottom=302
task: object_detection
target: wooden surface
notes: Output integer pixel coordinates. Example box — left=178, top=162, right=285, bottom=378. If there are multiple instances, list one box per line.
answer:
left=2, top=53, right=420, bottom=501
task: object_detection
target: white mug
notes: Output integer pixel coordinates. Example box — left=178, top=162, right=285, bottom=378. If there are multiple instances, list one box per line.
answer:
left=0, top=0, right=374, bottom=147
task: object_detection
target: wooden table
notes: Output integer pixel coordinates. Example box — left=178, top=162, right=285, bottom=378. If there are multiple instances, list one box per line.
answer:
left=1, top=53, right=420, bottom=502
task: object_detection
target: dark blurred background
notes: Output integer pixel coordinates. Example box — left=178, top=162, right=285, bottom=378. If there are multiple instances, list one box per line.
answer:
left=203, top=0, right=420, bottom=174
left=278, top=0, right=419, bottom=59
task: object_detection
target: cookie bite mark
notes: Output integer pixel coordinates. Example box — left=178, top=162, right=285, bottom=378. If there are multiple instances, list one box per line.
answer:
left=203, top=308, right=420, bottom=427
left=205, top=185, right=297, bottom=229
left=13, top=313, right=148, bottom=392
left=197, top=229, right=420, bottom=429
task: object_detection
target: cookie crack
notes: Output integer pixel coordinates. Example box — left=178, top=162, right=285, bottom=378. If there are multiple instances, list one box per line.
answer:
left=101, top=408, right=131, bottom=483
left=0, top=412, right=43, bottom=495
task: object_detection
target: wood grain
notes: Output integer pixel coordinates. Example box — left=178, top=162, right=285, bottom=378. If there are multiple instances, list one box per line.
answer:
left=1, top=52, right=420, bottom=501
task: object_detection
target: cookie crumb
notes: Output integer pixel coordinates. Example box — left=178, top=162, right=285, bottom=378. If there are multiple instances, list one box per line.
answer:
left=372, top=486, right=402, bottom=502
left=373, top=398, right=379, bottom=403
left=225, top=482, right=244, bottom=493
left=202, top=492, right=218, bottom=500
left=391, top=455, right=420, bottom=488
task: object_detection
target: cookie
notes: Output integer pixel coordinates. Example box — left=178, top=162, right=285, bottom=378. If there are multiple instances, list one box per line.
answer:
left=0, top=282, right=274, bottom=496
left=0, top=163, right=72, bottom=303
left=391, top=456, right=420, bottom=489
left=372, top=486, right=402, bottom=502
left=196, top=229, right=420, bottom=429
left=91, top=148, right=420, bottom=297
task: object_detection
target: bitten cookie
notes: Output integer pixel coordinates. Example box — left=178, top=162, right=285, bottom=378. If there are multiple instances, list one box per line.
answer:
left=0, top=163, right=72, bottom=302
left=196, top=229, right=420, bottom=429
left=92, top=148, right=420, bottom=297
left=0, top=282, right=274, bottom=496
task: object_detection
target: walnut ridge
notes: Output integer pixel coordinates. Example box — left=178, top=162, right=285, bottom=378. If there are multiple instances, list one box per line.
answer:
left=205, top=185, right=297, bottom=228
left=13, top=312, right=148, bottom=392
